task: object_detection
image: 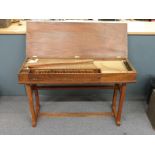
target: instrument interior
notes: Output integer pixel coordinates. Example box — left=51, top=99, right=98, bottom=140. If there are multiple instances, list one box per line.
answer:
left=22, top=58, right=134, bottom=74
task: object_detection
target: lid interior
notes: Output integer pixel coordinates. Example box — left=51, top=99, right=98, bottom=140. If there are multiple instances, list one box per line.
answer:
left=26, top=21, right=128, bottom=59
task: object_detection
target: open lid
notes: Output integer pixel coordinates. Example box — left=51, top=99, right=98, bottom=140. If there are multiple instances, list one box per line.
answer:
left=26, top=21, right=127, bottom=59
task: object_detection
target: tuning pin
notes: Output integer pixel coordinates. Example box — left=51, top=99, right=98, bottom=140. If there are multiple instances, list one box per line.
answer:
left=74, top=55, right=80, bottom=59
left=32, top=56, right=38, bottom=60
left=26, top=67, right=30, bottom=71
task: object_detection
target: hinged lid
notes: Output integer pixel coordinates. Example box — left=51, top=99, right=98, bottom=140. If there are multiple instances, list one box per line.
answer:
left=26, top=21, right=127, bottom=59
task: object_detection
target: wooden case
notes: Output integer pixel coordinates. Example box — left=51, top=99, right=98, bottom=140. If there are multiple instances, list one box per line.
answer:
left=18, top=21, right=136, bottom=84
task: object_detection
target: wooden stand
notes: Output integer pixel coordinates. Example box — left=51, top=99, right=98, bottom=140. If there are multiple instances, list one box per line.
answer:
left=25, top=84, right=126, bottom=127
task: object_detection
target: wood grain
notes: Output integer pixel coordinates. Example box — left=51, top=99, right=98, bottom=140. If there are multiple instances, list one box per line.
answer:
left=25, top=84, right=36, bottom=127
left=32, top=85, right=115, bottom=90
left=26, top=22, right=127, bottom=59
left=39, top=112, right=113, bottom=117
left=116, top=83, right=126, bottom=125
left=26, top=59, right=94, bottom=68
left=112, top=84, right=118, bottom=118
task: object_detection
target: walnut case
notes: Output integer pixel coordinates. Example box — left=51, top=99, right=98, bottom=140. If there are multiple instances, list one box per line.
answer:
left=18, top=21, right=136, bottom=84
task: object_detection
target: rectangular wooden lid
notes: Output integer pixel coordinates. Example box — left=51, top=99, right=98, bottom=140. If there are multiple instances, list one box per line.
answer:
left=26, top=21, right=127, bottom=59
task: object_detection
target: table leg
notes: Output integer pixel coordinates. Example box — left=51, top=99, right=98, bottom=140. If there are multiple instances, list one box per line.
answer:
left=112, top=84, right=118, bottom=118
left=116, top=83, right=126, bottom=126
left=25, top=84, right=36, bottom=127
left=34, top=88, right=40, bottom=117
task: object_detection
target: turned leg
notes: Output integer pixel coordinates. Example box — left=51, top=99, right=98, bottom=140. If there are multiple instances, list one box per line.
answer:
left=116, top=83, right=126, bottom=126
left=34, top=87, right=40, bottom=117
left=25, top=84, right=36, bottom=127
left=112, top=84, right=118, bottom=118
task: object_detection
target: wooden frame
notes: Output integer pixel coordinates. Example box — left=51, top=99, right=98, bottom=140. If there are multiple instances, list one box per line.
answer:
left=18, top=21, right=136, bottom=127
left=25, top=84, right=126, bottom=127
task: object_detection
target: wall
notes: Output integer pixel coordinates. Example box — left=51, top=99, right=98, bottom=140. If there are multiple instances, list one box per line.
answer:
left=0, top=35, right=25, bottom=96
left=0, top=34, right=155, bottom=100
left=128, top=35, right=155, bottom=99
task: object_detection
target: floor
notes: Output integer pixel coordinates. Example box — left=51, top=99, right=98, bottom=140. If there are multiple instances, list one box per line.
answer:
left=0, top=94, right=154, bottom=135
